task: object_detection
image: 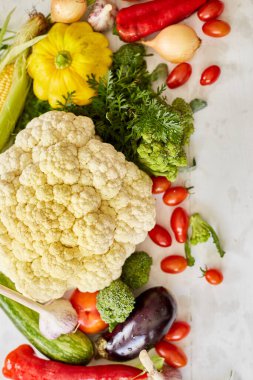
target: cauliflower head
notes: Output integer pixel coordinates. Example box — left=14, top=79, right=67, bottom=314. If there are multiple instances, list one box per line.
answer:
left=0, top=111, right=155, bottom=302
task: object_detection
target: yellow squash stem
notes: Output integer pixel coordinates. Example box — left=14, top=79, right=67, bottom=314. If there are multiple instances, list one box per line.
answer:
left=0, top=11, right=48, bottom=151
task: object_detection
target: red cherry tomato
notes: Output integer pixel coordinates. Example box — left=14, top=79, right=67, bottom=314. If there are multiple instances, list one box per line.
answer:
left=155, top=341, right=188, bottom=368
left=148, top=224, right=172, bottom=247
left=166, top=63, right=192, bottom=89
left=165, top=321, right=191, bottom=342
left=198, top=0, right=224, bottom=21
left=152, top=176, right=171, bottom=194
left=170, top=207, right=189, bottom=243
left=163, top=186, right=190, bottom=206
left=70, top=290, right=108, bottom=334
left=202, top=268, right=224, bottom=285
left=161, top=255, right=187, bottom=274
left=200, top=65, right=221, bottom=86
left=202, top=19, right=231, bottom=37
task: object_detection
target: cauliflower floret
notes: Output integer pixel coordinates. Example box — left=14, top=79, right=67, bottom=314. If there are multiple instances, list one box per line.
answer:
left=0, top=111, right=155, bottom=302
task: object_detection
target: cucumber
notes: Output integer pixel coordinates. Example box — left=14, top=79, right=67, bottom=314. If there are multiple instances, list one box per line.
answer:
left=0, top=272, right=94, bottom=364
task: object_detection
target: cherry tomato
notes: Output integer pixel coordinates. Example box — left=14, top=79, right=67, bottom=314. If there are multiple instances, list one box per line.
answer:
left=163, top=186, right=190, bottom=206
left=152, top=176, right=171, bottom=194
left=155, top=341, right=188, bottom=368
left=170, top=207, right=189, bottom=243
left=166, top=63, right=192, bottom=89
left=70, top=290, right=108, bottom=334
left=200, top=65, right=221, bottom=86
left=148, top=224, right=172, bottom=247
left=202, top=19, right=231, bottom=37
left=161, top=255, right=187, bottom=274
left=202, top=268, right=224, bottom=285
left=165, top=321, right=191, bottom=342
left=198, top=0, right=224, bottom=21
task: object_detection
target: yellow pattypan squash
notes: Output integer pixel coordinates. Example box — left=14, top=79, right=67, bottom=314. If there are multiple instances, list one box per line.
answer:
left=27, top=22, right=112, bottom=107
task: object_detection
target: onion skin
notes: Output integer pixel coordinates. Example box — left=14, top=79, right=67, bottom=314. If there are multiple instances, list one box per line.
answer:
left=142, top=24, right=201, bottom=63
left=51, top=0, right=87, bottom=23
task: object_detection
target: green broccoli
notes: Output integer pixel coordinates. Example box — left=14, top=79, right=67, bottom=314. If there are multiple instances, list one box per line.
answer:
left=96, top=280, right=135, bottom=332
left=121, top=251, right=152, bottom=290
left=189, top=213, right=225, bottom=257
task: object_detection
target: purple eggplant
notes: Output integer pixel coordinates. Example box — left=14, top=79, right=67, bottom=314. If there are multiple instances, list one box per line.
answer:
left=96, top=287, right=177, bottom=361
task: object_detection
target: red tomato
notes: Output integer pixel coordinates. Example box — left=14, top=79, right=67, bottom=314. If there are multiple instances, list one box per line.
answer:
left=200, top=65, right=221, bottom=86
left=155, top=341, right=188, bottom=368
left=198, top=0, right=224, bottom=21
left=165, top=321, right=191, bottom=342
left=163, top=186, right=189, bottom=206
left=166, top=63, right=192, bottom=89
left=148, top=224, right=172, bottom=247
left=202, top=19, right=231, bottom=37
left=161, top=255, right=187, bottom=274
left=152, top=176, right=171, bottom=194
left=202, top=268, right=224, bottom=285
left=170, top=207, right=189, bottom=243
left=70, top=290, right=108, bottom=334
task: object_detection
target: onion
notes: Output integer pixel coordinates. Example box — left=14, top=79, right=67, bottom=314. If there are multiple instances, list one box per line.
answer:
left=51, top=0, right=87, bottom=23
left=142, top=24, right=201, bottom=64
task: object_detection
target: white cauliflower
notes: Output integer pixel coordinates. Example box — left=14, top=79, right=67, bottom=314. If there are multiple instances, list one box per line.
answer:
left=0, top=111, right=155, bottom=302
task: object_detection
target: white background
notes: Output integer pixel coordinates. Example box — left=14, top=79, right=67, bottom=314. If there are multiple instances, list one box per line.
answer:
left=0, top=0, right=253, bottom=379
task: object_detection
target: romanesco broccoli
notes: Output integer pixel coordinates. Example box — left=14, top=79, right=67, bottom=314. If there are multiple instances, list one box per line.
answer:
left=121, top=251, right=152, bottom=290
left=96, top=280, right=135, bottom=332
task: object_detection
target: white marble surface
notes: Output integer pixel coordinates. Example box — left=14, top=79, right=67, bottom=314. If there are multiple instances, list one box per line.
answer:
left=0, top=0, right=253, bottom=379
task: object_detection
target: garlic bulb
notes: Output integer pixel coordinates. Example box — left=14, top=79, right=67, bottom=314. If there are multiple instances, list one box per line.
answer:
left=39, top=299, right=78, bottom=340
left=0, top=284, right=78, bottom=340
left=88, top=0, right=117, bottom=32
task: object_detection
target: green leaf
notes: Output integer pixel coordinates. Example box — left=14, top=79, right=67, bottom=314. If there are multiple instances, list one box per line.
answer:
left=0, top=8, right=15, bottom=47
left=190, top=98, right=207, bottom=113
left=112, top=23, right=119, bottom=36
left=151, top=63, right=169, bottom=82
left=0, top=34, right=46, bottom=71
left=126, top=355, right=165, bottom=371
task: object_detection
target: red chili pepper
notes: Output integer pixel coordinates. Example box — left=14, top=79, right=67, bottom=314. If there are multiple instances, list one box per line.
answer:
left=170, top=207, right=189, bottom=243
left=116, top=0, right=207, bottom=42
left=2, top=344, right=147, bottom=380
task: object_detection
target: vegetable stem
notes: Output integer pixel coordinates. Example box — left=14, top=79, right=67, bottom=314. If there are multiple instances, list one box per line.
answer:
left=0, top=284, right=45, bottom=314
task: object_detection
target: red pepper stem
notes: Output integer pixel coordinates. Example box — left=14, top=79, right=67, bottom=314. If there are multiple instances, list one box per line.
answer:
left=3, top=344, right=147, bottom=380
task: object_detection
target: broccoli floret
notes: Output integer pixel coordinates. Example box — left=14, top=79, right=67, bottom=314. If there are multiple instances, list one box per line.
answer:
left=189, top=213, right=225, bottom=257
left=96, top=280, right=135, bottom=332
left=121, top=251, right=153, bottom=290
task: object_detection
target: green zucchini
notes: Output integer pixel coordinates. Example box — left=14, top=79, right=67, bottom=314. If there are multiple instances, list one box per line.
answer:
left=0, top=272, right=94, bottom=364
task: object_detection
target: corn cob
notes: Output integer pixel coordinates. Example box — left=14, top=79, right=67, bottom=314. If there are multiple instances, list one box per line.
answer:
left=0, top=64, right=14, bottom=111
left=0, top=11, right=48, bottom=151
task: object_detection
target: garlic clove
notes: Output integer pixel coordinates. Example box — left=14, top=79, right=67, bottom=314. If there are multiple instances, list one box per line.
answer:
left=88, top=0, right=117, bottom=32
left=39, top=299, right=78, bottom=340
